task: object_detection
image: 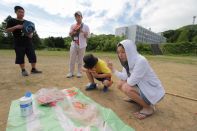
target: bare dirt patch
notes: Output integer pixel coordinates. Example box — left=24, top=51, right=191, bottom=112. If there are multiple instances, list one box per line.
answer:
left=0, top=51, right=197, bottom=131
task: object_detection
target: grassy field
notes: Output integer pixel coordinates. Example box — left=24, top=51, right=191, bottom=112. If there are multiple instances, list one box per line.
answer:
left=0, top=49, right=197, bottom=131
left=1, top=49, right=197, bottom=64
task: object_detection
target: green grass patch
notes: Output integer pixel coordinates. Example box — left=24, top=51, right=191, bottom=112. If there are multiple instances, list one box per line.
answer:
left=0, top=50, right=196, bottom=65
left=146, top=55, right=197, bottom=65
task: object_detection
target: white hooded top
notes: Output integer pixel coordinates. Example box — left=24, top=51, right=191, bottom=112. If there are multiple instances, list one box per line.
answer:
left=115, top=39, right=165, bottom=105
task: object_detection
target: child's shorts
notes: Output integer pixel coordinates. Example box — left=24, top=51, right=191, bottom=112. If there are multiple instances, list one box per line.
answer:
left=95, top=77, right=111, bottom=83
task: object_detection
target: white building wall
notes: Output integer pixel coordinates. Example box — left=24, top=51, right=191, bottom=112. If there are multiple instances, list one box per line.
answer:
left=115, top=25, right=166, bottom=44
left=115, top=27, right=128, bottom=37
left=127, top=26, right=137, bottom=42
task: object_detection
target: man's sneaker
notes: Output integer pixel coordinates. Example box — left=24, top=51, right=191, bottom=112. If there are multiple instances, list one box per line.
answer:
left=76, top=72, right=82, bottom=78
left=103, top=86, right=109, bottom=92
left=31, top=69, right=42, bottom=74
left=86, top=83, right=97, bottom=91
left=22, top=70, right=29, bottom=76
left=66, top=73, right=74, bottom=78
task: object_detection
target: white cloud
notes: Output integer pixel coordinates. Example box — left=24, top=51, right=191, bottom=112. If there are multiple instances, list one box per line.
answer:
left=1, top=0, right=133, bottom=37
left=1, top=0, right=79, bottom=18
left=28, top=16, right=68, bottom=38
left=138, top=0, right=197, bottom=32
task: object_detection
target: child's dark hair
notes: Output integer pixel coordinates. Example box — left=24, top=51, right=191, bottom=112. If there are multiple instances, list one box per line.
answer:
left=83, top=54, right=98, bottom=69
left=117, top=43, right=124, bottom=52
left=14, top=6, right=24, bottom=13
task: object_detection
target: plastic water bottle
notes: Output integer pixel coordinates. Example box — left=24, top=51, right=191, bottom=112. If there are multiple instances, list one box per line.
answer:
left=19, top=92, right=33, bottom=117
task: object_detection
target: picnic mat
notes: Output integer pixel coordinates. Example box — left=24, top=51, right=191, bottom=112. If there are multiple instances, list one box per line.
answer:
left=6, top=87, right=134, bottom=131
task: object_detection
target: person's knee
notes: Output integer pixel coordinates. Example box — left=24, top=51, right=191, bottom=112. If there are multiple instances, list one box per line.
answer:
left=117, top=80, right=125, bottom=89
left=125, top=88, right=136, bottom=98
left=103, top=80, right=112, bottom=87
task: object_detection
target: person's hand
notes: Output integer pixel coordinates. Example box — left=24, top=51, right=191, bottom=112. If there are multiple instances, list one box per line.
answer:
left=107, top=61, right=115, bottom=73
left=27, top=33, right=33, bottom=38
left=82, top=67, right=88, bottom=72
left=72, top=31, right=77, bottom=35
left=15, top=25, right=23, bottom=29
left=89, top=70, right=99, bottom=78
left=71, top=25, right=80, bottom=35
left=73, top=24, right=81, bottom=31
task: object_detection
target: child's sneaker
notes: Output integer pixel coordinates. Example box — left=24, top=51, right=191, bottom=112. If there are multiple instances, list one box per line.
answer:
left=103, top=86, right=109, bottom=92
left=85, top=83, right=91, bottom=87
left=86, top=83, right=98, bottom=87
left=86, top=83, right=97, bottom=91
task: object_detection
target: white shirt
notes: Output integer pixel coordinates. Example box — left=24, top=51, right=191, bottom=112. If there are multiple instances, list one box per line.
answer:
left=69, top=23, right=90, bottom=49
left=115, top=40, right=165, bottom=105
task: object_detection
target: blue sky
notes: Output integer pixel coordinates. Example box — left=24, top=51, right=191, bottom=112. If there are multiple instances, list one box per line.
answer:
left=0, top=0, right=197, bottom=38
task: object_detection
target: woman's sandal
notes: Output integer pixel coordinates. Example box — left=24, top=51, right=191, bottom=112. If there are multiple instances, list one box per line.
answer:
left=133, top=106, right=155, bottom=120
left=133, top=111, right=153, bottom=120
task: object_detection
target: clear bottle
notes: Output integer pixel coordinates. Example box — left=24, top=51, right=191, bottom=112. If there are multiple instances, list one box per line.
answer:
left=19, top=92, right=33, bottom=117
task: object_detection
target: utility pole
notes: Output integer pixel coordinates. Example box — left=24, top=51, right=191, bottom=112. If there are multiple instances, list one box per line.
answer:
left=193, top=16, right=196, bottom=25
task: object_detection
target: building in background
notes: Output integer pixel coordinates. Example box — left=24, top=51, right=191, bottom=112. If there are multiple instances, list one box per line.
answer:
left=115, top=25, right=166, bottom=44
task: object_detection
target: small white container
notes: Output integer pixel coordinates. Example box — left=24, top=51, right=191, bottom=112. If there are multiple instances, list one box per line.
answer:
left=19, top=96, right=33, bottom=117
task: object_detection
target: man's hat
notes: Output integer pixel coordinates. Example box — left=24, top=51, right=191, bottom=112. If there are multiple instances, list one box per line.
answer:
left=74, top=11, right=82, bottom=17
left=83, top=54, right=98, bottom=69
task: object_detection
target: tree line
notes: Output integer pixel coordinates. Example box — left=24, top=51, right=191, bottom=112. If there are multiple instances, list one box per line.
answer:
left=0, top=16, right=124, bottom=52
left=0, top=16, right=196, bottom=55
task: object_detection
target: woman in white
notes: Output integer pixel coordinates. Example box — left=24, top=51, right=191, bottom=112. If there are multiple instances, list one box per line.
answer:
left=108, top=39, right=165, bottom=119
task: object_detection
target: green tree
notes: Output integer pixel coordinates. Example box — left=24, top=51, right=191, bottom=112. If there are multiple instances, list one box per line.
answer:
left=54, top=37, right=65, bottom=48
left=64, top=36, right=72, bottom=50
left=44, top=37, right=55, bottom=47
left=0, top=16, right=13, bottom=49
left=87, top=34, right=124, bottom=51
left=32, top=31, right=43, bottom=49
left=43, top=37, right=65, bottom=48
left=192, top=35, right=197, bottom=43
left=163, top=24, right=197, bottom=43
left=177, top=30, right=189, bottom=42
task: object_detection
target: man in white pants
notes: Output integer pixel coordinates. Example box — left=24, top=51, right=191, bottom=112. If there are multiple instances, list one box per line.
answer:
left=67, top=11, right=90, bottom=78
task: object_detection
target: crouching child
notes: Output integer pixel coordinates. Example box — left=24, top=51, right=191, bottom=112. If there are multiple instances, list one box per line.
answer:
left=83, top=54, right=113, bottom=92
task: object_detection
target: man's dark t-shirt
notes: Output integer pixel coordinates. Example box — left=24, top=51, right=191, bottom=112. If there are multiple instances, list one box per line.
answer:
left=6, top=18, right=32, bottom=47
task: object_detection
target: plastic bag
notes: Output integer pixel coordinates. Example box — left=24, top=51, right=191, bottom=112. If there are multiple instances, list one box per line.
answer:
left=63, top=99, right=102, bottom=126
left=35, top=88, right=65, bottom=106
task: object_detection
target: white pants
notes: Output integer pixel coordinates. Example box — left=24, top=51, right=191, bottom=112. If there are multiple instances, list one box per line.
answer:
left=68, top=44, right=86, bottom=74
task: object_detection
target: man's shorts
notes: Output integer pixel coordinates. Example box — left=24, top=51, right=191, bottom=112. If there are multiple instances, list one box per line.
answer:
left=14, top=46, right=37, bottom=64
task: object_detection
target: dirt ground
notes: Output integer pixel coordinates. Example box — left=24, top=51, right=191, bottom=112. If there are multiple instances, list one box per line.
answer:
left=0, top=51, right=197, bottom=131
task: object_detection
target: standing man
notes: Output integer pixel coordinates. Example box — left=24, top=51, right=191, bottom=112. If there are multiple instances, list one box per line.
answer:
left=66, top=11, right=90, bottom=78
left=6, top=6, right=42, bottom=76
